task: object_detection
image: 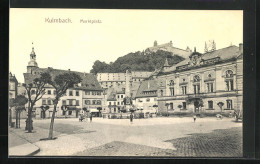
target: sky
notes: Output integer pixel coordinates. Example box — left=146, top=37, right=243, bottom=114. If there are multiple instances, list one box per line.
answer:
left=10, top=9, right=243, bottom=83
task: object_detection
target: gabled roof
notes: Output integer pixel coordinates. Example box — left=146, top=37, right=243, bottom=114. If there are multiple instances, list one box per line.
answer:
left=135, top=79, right=158, bottom=98
left=160, top=45, right=242, bottom=74
left=24, top=67, right=102, bottom=91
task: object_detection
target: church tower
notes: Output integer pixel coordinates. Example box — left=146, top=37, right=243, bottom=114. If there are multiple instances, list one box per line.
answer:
left=27, top=43, right=38, bottom=74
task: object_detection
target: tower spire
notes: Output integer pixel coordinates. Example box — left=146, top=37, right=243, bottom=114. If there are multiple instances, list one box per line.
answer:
left=204, top=42, right=208, bottom=53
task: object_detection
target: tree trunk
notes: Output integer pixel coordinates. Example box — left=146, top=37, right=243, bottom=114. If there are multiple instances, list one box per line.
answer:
left=27, top=107, right=33, bottom=132
left=15, top=110, right=18, bottom=128
left=48, top=103, right=57, bottom=139
left=18, top=111, right=21, bottom=128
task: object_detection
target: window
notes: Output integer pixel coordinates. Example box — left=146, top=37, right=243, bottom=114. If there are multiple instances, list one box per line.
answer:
left=92, top=91, right=96, bottom=95
left=109, top=102, right=111, bottom=105
left=118, top=95, right=120, bottom=98
left=121, top=101, right=124, bottom=105
left=193, top=75, right=200, bottom=82
left=207, top=83, right=214, bottom=93
left=48, top=90, right=51, bottom=95
left=182, top=86, right=187, bottom=95
left=146, top=98, right=150, bottom=102
left=227, top=100, right=233, bottom=109
left=225, top=70, right=234, bottom=91
left=97, top=100, right=101, bottom=105
left=48, top=99, right=52, bottom=105
left=69, top=100, right=73, bottom=106
left=69, top=91, right=73, bottom=96
left=193, top=85, right=200, bottom=94
left=160, top=90, right=163, bottom=96
left=169, top=80, right=174, bottom=86
left=226, top=70, right=233, bottom=78
left=76, top=91, right=79, bottom=96
left=85, top=91, right=90, bottom=95
left=226, top=80, right=234, bottom=91
left=169, top=103, right=173, bottom=110
left=92, top=100, right=97, bottom=105
left=85, top=100, right=90, bottom=105
left=208, top=74, right=212, bottom=78
left=42, top=99, right=47, bottom=105
left=208, top=101, right=213, bottom=109
left=121, top=95, right=123, bottom=98
left=114, top=108, right=116, bottom=113
left=68, top=111, right=72, bottom=115
left=62, top=100, right=66, bottom=105
left=97, top=92, right=101, bottom=95
left=170, top=87, right=174, bottom=96
left=76, top=100, right=79, bottom=106
left=182, top=102, right=186, bottom=109
left=118, top=102, right=120, bottom=105
left=31, top=90, right=35, bottom=95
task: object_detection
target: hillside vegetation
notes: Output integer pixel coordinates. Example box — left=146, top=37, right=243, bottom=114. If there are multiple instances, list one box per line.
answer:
left=90, top=50, right=185, bottom=74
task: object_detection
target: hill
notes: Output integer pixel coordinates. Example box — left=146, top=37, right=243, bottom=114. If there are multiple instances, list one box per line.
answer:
left=90, top=50, right=185, bottom=74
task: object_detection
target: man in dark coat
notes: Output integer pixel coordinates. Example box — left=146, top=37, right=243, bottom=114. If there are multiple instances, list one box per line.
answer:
left=90, top=113, right=92, bottom=122
left=130, top=113, right=133, bottom=123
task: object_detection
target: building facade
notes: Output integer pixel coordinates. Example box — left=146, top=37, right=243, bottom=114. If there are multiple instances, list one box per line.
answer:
left=23, top=46, right=104, bottom=118
left=151, top=44, right=243, bottom=115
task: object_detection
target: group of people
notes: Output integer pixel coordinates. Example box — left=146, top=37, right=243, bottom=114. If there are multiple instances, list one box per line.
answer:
left=79, top=113, right=92, bottom=122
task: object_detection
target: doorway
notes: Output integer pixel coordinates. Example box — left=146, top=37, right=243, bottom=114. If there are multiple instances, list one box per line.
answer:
left=194, top=101, right=199, bottom=113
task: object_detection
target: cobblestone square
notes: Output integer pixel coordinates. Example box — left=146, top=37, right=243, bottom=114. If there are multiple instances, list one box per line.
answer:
left=9, top=117, right=242, bottom=157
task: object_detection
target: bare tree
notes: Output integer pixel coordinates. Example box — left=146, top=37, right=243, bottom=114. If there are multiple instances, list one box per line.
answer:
left=47, top=72, right=82, bottom=139
left=23, top=72, right=51, bottom=132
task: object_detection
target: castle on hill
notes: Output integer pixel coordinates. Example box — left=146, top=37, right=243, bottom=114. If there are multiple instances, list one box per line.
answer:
left=145, top=40, right=192, bottom=59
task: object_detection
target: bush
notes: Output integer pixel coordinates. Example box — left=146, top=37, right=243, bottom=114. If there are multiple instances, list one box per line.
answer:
left=134, top=113, right=144, bottom=119
left=110, top=115, right=117, bottom=119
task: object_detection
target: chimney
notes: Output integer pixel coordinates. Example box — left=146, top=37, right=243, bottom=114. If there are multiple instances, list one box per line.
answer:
left=239, top=43, right=243, bottom=53
left=194, top=47, right=196, bottom=52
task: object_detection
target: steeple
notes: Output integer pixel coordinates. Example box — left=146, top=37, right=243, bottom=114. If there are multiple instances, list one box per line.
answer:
left=27, top=42, right=38, bottom=73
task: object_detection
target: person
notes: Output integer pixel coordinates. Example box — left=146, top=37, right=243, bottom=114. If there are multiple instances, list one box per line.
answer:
left=130, top=113, right=133, bottom=123
left=229, top=112, right=232, bottom=118
left=90, top=113, right=92, bottom=122
left=193, top=114, right=197, bottom=123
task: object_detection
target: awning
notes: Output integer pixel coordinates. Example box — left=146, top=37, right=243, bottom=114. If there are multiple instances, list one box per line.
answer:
left=89, top=108, right=99, bottom=113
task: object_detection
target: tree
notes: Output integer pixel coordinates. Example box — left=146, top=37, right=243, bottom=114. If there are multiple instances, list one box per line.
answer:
left=10, top=95, right=28, bottom=128
left=217, top=102, right=224, bottom=114
left=47, top=72, right=82, bottom=139
left=23, top=72, right=51, bottom=132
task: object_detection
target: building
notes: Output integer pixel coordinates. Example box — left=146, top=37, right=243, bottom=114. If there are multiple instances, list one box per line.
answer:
left=23, top=46, right=104, bottom=118
left=104, top=85, right=126, bottom=114
left=149, top=44, right=243, bottom=115
left=97, top=71, right=153, bottom=89
left=134, top=79, right=158, bottom=114
left=9, top=72, right=18, bottom=99
left=145, top=40, right=192, bottom=59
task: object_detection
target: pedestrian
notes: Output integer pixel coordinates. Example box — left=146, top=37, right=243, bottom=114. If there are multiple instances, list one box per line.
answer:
left=193, top=114, right=197, bottom=123
left=90, top=113, right=92, bottom=123
left=229, top=112, right=232, bottom=118
left=130, top=113, right=133, bottom=123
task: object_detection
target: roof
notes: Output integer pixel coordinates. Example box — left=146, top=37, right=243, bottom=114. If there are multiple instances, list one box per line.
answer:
left=160, top=45, right=242, bottom=74
left=24, top=67, right=102, bottom=91
left=135, top=79, right=158, bottom=98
